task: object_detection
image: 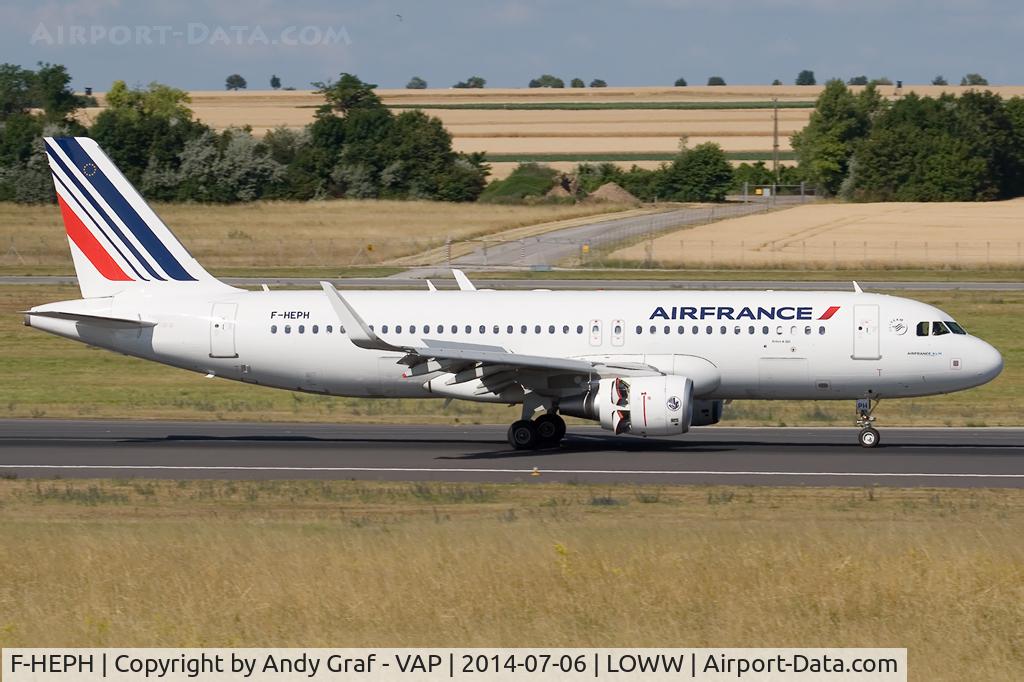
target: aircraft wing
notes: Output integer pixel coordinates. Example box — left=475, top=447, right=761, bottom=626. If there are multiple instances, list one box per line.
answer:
left=320, top=282, right=659, bottom=378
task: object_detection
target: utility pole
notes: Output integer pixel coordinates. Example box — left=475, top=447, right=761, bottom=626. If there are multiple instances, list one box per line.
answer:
left=772, top=96, right=780, bottom=184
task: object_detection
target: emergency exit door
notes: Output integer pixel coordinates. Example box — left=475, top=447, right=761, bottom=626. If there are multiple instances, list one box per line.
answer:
left=852, top=304, right=880, bottom=360
left=209, top=302, right=238, bottom=358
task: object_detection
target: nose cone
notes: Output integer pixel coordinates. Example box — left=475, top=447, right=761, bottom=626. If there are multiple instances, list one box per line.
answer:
left=972, top=339, right=1004, bottom=386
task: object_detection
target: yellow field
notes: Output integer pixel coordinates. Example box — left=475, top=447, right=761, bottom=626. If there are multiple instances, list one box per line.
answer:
left=73, top=85, right=1024, bottom=175
left=0, top=200, right=630, bottom=272
left=1, top=479, right=1021, bottom=681
left=609, top=200, right=1024, bottom=268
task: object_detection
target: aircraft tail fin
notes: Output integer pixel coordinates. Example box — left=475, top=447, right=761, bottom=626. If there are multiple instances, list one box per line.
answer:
left=43, top=136, right=230, bottom=298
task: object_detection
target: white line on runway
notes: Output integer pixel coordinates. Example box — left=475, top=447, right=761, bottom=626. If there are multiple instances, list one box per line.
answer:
left=0, top=464, right=1022, bottom=479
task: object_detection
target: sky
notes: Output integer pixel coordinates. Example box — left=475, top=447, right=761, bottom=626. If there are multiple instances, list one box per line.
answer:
left=3, top=0, right=1022, bottom=91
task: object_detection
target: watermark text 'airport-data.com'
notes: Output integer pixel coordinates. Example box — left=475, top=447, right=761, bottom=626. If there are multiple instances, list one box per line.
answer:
left=30, top=23, right=351, bottom=47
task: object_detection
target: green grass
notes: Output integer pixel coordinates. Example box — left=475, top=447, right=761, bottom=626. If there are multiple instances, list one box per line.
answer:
left=478, top=163, right=560, bottom=203
left=467, top=267, right=1024, bottom=281
left=487, top=151, right=798, bottom=163
left=387, top=101, right=816, bottom=111
left=3, top=285, right=1022, bottom=425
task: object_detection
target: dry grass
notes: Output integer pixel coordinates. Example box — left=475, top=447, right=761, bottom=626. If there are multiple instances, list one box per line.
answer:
left=0, top=479, right=1021, bottom=681
left=3, top=286, right=1022, bottom=426
left=0, top=200, right=630, bottom=272
left=610, top=200, right=1024, bottom=268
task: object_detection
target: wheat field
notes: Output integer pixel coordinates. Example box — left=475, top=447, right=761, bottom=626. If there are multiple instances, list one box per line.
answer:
left=0, top=479, right=1021, bottom=681
left=609, top=200, right=1024, bottom=268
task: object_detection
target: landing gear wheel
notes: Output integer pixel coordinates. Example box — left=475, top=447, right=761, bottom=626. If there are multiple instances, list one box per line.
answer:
left=508, top=419, right=539, bottom=450
left=534, top=414, right=566, bottom=446
left=858, top=427, right=881, bottom=448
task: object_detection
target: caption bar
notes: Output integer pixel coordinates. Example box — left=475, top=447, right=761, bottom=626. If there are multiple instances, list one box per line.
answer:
left=2, top=648, right=906, bottom=681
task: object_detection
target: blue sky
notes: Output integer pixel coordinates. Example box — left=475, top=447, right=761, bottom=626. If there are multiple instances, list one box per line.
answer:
left=3, top=0, right=1021, bottom=90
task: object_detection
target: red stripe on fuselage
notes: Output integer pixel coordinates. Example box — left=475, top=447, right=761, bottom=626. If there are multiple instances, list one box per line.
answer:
left=57, top=195, right=132, bottom=281
left=818, top=306, right=841, bottom=320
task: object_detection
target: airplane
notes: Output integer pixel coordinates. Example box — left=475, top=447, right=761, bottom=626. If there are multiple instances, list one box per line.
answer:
left=24, top=137, right=1004, bottom=449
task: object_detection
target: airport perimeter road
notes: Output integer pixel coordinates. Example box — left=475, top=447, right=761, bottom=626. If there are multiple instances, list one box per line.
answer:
left=3, top=276, right=1024, bottom=291
left=1, top=420, right=1022, bottom=488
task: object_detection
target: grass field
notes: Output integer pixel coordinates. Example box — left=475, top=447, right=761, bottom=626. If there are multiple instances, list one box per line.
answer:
left=0, top=479, right=1020, bottom=681
left=3, top=285, right=1020, bottom=425
left=609, top=200, right=1024, bottom=269
left=0, top=200, right=632, bottom=274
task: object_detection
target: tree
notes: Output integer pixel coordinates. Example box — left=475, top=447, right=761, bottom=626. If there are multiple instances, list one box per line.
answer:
left=270, top=74, right=281, bottom=89
left=312, top=73, right=381, bottom=115
left=452, top=76, right=485, bottom=88
left=570, top=78, right=585, bottom=88
left=225, top=74, right=247, bottom=90
left=771, top=79, right=782, bottom=86
left=529, top=74, right=564, bottom=88
left=674, top=77, right=687, bottom=87
left=659, top=142, right=734, bottom=201
left=790, top=79, right=882, bottom=195
left=795, top=70, right=816, bottom=86
left=707, top=76, right=726, bottom=86
left=406, top=76, right=427, bottom=89
left=589, top=79, right=607, bottom=88
left=932, top=75, right=948, bottom=86
left=848, top=75, right=869, bottom=86
left=870, top=77, right=893, bottom=86
left=961, top=73, right=989, bottom=86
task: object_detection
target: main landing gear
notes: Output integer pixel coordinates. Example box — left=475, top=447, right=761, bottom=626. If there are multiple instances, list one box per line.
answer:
left=856, top=397, right=881, bottom=448
left=508, top=413, right=566, bottom=450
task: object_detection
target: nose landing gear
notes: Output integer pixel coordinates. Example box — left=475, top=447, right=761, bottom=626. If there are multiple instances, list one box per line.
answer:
left=856, top=397, right=881, bottom=448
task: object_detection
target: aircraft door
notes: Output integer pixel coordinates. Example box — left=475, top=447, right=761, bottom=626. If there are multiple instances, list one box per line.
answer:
left=209, top=302, right=238, bottom=358
left=589, top=319, right=602, bottom=346
left=852, top=304, right=881, bottom=360
left=611, top=319, right=625, bottom=346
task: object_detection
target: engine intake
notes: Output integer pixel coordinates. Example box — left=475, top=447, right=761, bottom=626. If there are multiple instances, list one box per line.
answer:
left=562, top=375, right=694, bottom=436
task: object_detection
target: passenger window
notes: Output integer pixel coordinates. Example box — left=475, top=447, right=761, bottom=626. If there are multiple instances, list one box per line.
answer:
left=661, top=325, right=668, bottom=334
left=548, top=325, right=555, bottom=334
left=396, top=325, right=402, bottom=334
left=720, top=325, right=727, bottom=335
left=748, top=325, right=755, bottom=334
left=507, top=325, right=513, bottom=334
left=535, top=325, right=541, bottom=334
left=762, top=326, right=769, bottom=335
left=678, top=325, right=685, bottom=334
left=271, top=325, right=277, bottom=334
left=932, top=321, right=950, bottom=336
left=493, top=325, right=499, bottom=334
left=521, top=325, right=527, bottom=334
left=451, top=325, right=458, bottom=334
left=562, top=325, right=569, bottom=334
left=818, top=326, right=825, bottom=335
left=299, top=325, right=305, bottom=334
left=466, top=325, right=472, bottom=334
left=916, top=321, right=930, bottom=336
left=734, top=326, right=741, bottom=335
left=312, top=325, right=319, bottom=334
left=692, top=325, right=699, bottom=334
left=650, top=325, right=657, bottom=334
left=776, top=325, right=783, bottom=335
left=285, top=325, right=291, bottom=334
left=577, top=325, right=584, bottom=334
left=410, top=325, right=416, bottom=334
left=636, top=325, right=643, bottom=334
left=381, top=325, right=388, bottom=333
left=340, top=325, right=346, bottom=334
left=706, top=325, right=713, bottom=335
left=804, top=326, right=811, bottom=335
left=326, top=325, right=333, bottom=333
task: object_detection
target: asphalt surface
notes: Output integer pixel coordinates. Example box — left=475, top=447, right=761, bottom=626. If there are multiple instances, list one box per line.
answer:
left=3, top=276, right=1022, bottom=291
left=1, top=420, right=1021, bottom=487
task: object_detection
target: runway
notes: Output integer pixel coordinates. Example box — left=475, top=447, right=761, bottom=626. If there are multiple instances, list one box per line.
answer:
left=1, top=420, right=1022, bottom=487
left=3, top=275, right=1022, bottom=291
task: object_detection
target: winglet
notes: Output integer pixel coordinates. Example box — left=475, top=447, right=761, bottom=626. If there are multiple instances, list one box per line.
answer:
left=320, top=281, right=406, bottom=352
left=452, top=269, right=477, bottom=291
left=852, top=281, right=863, bottom=294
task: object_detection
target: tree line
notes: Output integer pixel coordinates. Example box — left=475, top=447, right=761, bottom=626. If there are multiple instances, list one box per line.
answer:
left=0, top=66, right=488, bottom=203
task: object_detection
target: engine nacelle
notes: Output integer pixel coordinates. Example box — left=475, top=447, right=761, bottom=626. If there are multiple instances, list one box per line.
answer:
left=595, top=375, right=694, bottom=436
left=691, top=399, right=724, bottom=426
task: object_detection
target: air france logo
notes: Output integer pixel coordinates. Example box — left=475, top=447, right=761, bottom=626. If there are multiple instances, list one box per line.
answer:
left=666, top=396, right=681, bottom=412
left=650, top=305, right=841, bottom=321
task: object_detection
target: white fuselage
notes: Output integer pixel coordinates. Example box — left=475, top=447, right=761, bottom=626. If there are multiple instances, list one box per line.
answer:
left=28, top=287, right=1003, bottom=403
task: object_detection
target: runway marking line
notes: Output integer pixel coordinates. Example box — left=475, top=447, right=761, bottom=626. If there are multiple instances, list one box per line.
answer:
left=0, top=464, right=1022, bottom=479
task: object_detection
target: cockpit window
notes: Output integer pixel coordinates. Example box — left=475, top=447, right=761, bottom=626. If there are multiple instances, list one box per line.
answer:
left=932, top=321, right=950, bottom=336
left=946, top=321, right=967, bottom=335
left=916, top=321, right=930, bottom=336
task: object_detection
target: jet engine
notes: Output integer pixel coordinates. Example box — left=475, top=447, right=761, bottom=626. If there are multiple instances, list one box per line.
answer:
left=562, top=375, right=694, bottom=436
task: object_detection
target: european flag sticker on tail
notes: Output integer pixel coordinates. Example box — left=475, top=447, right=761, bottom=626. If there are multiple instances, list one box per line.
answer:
left=43, top=136, right=225, bottom=298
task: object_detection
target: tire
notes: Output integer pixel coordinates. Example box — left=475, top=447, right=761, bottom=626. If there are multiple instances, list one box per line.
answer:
left=508, top=419, right=539, bottom=450
left=858, top=427, right=880, bottom=448
left=534, top=414, right=566, bottom=445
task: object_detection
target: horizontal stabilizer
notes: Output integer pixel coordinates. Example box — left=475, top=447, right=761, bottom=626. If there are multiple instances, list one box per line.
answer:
left=23, top=310, right=157, bottom=328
